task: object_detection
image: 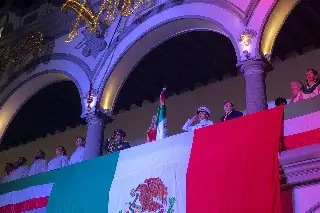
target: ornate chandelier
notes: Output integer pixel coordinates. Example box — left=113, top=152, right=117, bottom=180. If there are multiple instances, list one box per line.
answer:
left=62, top=0, right=147, bottom=42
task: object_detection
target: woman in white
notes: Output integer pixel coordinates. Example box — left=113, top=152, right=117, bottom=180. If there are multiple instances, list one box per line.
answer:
left=10, top=157, right=29, bottom=181
left=28, top=150, right=47, bottom=176
left=1, top=163, right=14, bottom=183
left=69, top=137, right=85, bottom=165
left=290, top=80, right=304, bottom=103
left=47, top=146, right=69, bottom=171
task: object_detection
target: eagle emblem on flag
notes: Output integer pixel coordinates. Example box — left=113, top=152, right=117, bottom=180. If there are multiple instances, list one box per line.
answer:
left=119, top=177, right=176, bottom=213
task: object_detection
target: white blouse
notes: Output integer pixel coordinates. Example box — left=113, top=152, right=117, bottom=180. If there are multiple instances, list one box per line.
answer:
left=28, top=159, right=47, bottom=176
left=9, top=165, right=29, bottom=181
left=47, top=155, right=69, bottom=171
left=69, top=147, right=85, bottom=165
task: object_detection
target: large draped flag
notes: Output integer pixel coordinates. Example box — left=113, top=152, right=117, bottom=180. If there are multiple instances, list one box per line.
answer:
left=0, top=107, right=283, bottom=213
left=156, top=87, right=167, bottom=140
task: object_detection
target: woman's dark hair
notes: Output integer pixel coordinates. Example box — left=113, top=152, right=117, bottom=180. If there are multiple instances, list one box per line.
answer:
left=38, top=149, right=46, bottom=159
left=77, top=137, right=85, bottom=141
left=57, top=146, right=67, bottom=156
left=307, top=68, right=319, bottom=76
left=275, top=97, right=287, bottom=106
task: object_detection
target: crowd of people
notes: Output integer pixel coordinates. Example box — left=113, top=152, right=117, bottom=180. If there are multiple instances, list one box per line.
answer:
left=1, top=137, right=86, bottom=183
left=1, top=69, right=319, bottom=183
left=0, top=129, right=130, bottom=183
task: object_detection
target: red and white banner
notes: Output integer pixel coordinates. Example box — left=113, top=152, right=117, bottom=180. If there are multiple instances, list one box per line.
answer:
left=0, top=184, right=53, bottom=213
left=284, top=111, right=320, bottom=150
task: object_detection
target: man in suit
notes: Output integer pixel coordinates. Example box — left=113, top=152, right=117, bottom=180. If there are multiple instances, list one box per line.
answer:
left=220, top=101, right=243, bottom=122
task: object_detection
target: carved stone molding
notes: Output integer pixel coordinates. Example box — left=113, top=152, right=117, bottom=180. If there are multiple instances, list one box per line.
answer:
left=0, top=52, right=93, bottom=96
left=238, top=28, right=257, bottom=47
left=82, top=109, right=113, bottom=126
left=75, top=28, right=107, bottom=58
left=237, top=55, right=273, bottom=76
left=280, top=144, right=320, bottom=186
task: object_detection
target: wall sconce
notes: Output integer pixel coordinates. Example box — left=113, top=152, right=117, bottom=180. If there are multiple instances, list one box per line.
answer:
left=86, top=82, right=97, bottom=111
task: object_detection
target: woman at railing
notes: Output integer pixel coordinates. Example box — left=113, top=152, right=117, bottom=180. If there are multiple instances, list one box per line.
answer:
left=47, top=146, right=69, bottom=171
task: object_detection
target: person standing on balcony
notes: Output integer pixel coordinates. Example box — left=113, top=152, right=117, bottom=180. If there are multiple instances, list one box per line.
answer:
left=220, top=101, right=243, bottom=122
left=0, top=163, right=14, bottom=183
left=146, top=115, right=157, bottom=142
left=290, top=80, right=304, bottom=103
left=182, top=106, right=213, bottom=132
left=105, top=129, right=131, bottom=154
left=69, top=137, right=86, bottom=165
left=28, top=150, right=47, bottom=176
left=303, top=69, right=320, bottom=98
left=10, top=157, right=29, bottom=181
left=47, top=146, right=69, bottom=171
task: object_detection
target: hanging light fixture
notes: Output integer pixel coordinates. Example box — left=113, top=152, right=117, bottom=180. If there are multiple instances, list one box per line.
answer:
left=61, top=0, right=148, bottom=42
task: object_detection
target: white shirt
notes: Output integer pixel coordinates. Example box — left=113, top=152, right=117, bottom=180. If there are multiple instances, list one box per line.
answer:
left=9, top=165, right=29, bottom=181
left=1, top=173, right=13, bottom=183
left=69, top=147, right=85, bottom=165
left=28, top=159, right=47, bottom=176
left=182, top=119, right=214, bottom=132
left=47, top=155, right=69, bottom=171
left=291, top=92, right=304, bottom=103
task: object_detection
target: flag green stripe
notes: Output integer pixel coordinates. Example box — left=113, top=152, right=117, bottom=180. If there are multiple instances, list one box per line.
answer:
left=47, top=151, right=120, bottom=213
left=0, top=170, right=58, bottom=195
left=156, top=105, right=166, bottom=127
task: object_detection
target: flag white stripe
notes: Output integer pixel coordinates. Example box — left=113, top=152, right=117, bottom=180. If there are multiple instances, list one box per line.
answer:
left=284, top=111, right=320, bottom=136
left=156, top=118, right=167, bottom=140
left=0, top=184, right=53, bottom=207
left=113, top=131, right=193, bottom=178
left=108, top=131, right=194, bottom=213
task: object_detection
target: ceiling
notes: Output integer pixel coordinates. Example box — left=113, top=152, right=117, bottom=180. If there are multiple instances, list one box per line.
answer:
left=1, top=0, right=320, bottom=150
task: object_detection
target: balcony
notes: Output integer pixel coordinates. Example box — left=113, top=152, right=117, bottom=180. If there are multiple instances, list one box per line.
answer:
left=0, top=95, right=320, bottom=212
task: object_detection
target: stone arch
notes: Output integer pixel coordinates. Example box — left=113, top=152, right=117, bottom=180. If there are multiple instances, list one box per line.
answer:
left=97, top=2, right=243, bottom=112
left=260, top=0, right=300, bottom=56
left=0, top=69, right=87, bottom=143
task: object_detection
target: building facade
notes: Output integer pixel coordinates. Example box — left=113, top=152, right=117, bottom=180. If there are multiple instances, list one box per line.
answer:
left=0, top=0, right=320, bottom=212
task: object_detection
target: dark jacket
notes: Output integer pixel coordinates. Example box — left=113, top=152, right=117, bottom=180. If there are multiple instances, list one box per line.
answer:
left=220, top=110, right=243, bottom=122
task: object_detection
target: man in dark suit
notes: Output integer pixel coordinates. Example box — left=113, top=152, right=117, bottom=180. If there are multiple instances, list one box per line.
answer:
left=220, top=101, right=243, bottom=122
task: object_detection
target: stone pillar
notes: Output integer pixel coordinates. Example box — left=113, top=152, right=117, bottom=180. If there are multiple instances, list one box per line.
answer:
left=83, top=111, right=111, bottom=160
left=237, top=56, right=273, bottom=114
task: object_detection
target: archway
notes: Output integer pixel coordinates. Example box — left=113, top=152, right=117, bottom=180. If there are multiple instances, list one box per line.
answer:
left=98, top=3, right=243, bottom=112
left=112, top=31, right=238, bottom=114
left=260, top=0, right=300, bottom=56
left=261, top=0, right=320, bottom=59
left=99, top=29, right=237, bottom=145
left=0, top=72, right=84, bottom=145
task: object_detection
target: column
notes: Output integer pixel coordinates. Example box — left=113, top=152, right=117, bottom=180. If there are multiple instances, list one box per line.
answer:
left=237, top=56, right=273, bottom=114
left=83, top=111, right=111, bottom=160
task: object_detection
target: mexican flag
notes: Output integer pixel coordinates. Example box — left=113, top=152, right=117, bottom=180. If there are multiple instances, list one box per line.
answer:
left=0, top=107, right=283, bottom=213
left=156, top=88, right=167, bottom=140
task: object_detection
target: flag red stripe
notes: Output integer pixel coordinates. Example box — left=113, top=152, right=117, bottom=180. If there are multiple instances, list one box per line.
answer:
left=0, top=196, right=48, bottom=213
left=283, top=128, right=320, bottom=150
left=187, top=107, right=283, bottom=213
left=280, top=189, right=294, bottom=213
